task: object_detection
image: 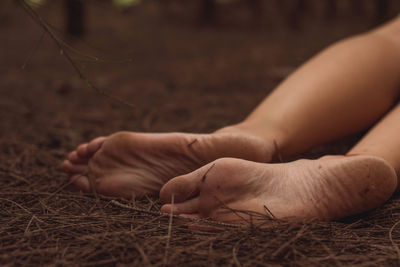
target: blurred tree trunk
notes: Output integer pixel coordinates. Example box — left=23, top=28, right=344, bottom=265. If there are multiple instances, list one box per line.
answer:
left=248, top=0, right=263, bottom=25
left=324, top=0, right=337, bottom=21
left=200, top=0, right=216, bottom=24
left=375, top=0, right=389, bottom=24
left=349, top=0, right=365, bottom=17
left=289, top=0, right=307, bottom=30
left=66, top=0, right=85, bottom=37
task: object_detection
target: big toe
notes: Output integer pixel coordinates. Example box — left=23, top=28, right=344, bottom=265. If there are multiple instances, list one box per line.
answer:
left=70, top=174, right=91, bottom=192
left=160, top=162, right=218, bottom=204
left=76, top=143, right=89, bottom=159
left=160, top=158, right=241, bottom=204
left=87, top=136, right=107, bottom=156
left=160, top=174, right=199, bottom=204
left=75, top=137, right=106, bottom=160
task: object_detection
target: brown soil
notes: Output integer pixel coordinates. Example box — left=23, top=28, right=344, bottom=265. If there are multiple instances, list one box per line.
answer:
left=1, top=1, right=400, bottom=266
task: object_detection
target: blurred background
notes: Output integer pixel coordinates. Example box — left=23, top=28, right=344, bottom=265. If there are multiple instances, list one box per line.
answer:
left=24, top=0, right=400, bottom=34
left=1, top=0, right=400, bottom=147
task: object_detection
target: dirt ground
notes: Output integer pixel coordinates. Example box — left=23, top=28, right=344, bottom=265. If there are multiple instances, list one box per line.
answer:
left=2, top=1, right=400, bottom=266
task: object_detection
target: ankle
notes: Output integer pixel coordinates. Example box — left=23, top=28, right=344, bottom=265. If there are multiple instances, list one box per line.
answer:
left=215, top=122, right=289, bottom=162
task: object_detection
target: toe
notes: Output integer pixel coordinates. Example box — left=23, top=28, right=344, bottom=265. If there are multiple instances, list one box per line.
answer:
left=197, top=186, right=233, bottom=219
left=161, top=197, right=199, bottom=215
left=160, top=175, right=199, bottom=204
left=70, top=174, right=91, bottom=192
left=60, top=160, right=70, bottom=173
left=76, top=143, right=89, bottom=159
left=61, top=160, right=88, bottom=174
left=70, top=137, right=106, bottom=163
left=160, top=158, right=242, bottom=205
left=87, top=136, right=106, bottom=156
left=160, top=162, right=219, bottom=204
left=68, top=151, right=87, bottom=164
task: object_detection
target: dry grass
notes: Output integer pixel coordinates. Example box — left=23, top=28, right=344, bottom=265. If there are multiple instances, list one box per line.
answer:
left=1, top=137, right=400, bottom=266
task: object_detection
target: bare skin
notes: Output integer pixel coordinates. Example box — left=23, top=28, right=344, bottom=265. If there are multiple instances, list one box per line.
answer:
left=158, top=99, right=400, bottom=223
left=234, top=17, right=400, bottom=159
left=61, top=16, right=400, bottom=223
left=160, top=156, right=397, bottom=224
left=61, top=131, right=274, bottom=198
left=349, top=102, right=400, bottom=185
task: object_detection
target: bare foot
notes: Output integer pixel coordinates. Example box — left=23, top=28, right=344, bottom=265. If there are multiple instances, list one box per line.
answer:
left=61, top=131, right=274, bottom=198
left=159, top=155, right=397, bottom=224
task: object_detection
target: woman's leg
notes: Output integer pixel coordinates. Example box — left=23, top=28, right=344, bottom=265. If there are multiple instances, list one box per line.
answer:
left=348, top=102, right=400, bottom=181
left=227, top=16, right=400, bottom=159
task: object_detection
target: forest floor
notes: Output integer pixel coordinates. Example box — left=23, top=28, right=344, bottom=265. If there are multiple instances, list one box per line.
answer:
left=1, top=1, right=400, bottom=266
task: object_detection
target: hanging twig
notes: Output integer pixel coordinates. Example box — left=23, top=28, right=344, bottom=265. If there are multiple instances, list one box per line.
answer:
left=18, top=0, right=134, bottom=108
left=21, top=30, right=46, bottom=69
left=163, top=194, right=174, bottom=267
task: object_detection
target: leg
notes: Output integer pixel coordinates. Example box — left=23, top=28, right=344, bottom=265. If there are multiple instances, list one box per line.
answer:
left=228, top=16, right=400, bottom=159
left=349, top=102, right=400, bottom=181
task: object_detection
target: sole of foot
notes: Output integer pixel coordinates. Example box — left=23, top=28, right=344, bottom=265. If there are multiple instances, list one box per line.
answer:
left=61, top=131, right=274, bottom=198
left=160, top=155, right=397, bottom=224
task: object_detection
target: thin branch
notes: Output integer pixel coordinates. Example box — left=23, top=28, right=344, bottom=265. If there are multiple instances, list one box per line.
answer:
left=263, top=204, right=276, bottom=219
left=389, top=220, right=400, bottom=265
left=271, top=224, right=307, bottom=258
left=213, top=195, right=251, bottom=225
left=110, top=200, right=241, bottom=228
left=19, top=0, right=134, bottom=108
left=22, top=30, right=46, bottom=69
left=232, top=239, right=243, bottom=267
left=187, top=139, right=198, bottom=147
left=202, top=163, right=216, bottom=183
left=163, top=194, right=174, bottom=267
left=47, top=22, right=135, bottom=55
left=133, top=243, right=153, bottom=267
